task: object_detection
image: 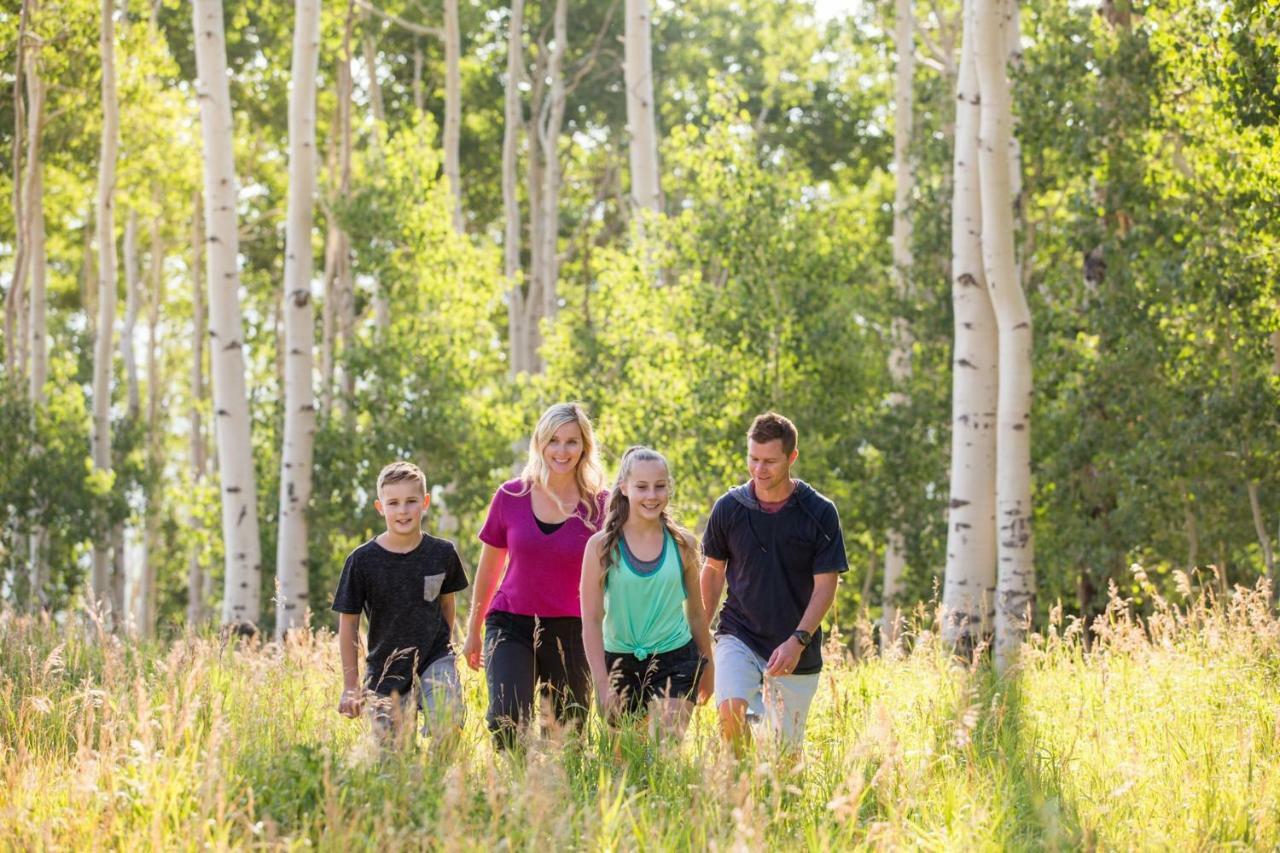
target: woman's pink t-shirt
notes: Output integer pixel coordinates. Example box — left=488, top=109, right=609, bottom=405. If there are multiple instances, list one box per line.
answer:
left=478, top=479, right=607, bottom=619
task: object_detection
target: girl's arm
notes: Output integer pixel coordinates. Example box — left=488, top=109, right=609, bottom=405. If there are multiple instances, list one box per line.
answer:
left=579, top=533, right=614, bottom=715
left=681, top=533, right=716, bottom=704
left=462, top=543, right=507, bottom=669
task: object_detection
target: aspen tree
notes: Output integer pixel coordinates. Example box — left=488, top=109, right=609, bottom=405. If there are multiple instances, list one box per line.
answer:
left=188, top=191, right=207, bottom=626
left=193, top=0, right=264, bottom=629
left=444, top=0, right=463, bottom=230
left=91, top=0, right=120, bottom=612
left=941, top=0, right=998, bottom=650
left=502, top=0, right=528, bottom=374
left=623, top=0, right=660, bottom=214
left=880, top=0, right=914, bottom=653
left=276, top=0, right=322, bottom=639
left=974, top=0, right=1033, bottom=671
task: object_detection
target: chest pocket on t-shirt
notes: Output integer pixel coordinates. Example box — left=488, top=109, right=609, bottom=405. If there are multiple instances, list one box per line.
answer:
left=423, top=572, right=445, bottom=602
left=781, top=526, right=819, bottom=567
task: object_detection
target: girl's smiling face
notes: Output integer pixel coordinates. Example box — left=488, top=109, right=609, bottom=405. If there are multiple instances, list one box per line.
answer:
left=620, top=458, right=671, bottom=522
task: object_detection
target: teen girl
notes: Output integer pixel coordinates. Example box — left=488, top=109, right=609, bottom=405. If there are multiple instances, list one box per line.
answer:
left=463, top=403, right=608, bottom=747
left=580, top=446, right=714, bottom=735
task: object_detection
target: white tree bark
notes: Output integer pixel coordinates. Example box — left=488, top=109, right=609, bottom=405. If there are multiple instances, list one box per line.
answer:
left=188, top=190, right=207, bottom=626
left=139, top=209, right=163, bottom=636
left=193, top=0, right=264, bottom=629
left=276, top=0, right=321, bottom=639
left=334, top=4, right=356, bottom=413
left=879, top=0, right=914, bottom=654
left=1246, top=480, right=1275, bottom=596
left=502, top=0, right=527, bottom=375
left=91, top=0, right=120, bottom=611
left=623, top=0, right=660, bottom=214
left=974, top=0, right=1034, bottom=671
left=5, top=1, right=30, bottom=380
left=538, top=0, right=568, bottom=329
left=941, top=0, right=998, bottom=650
left=122, top=208, right=141, bottom=418
left=444, top=0, right=463, bottom=230
left=24, top=25, right=48, bottom=609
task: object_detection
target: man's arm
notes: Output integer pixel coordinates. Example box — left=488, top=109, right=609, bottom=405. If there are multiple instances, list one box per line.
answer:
left=440, top=592, right=456, bottom=638
left=337, top=612, right=363, bottom=717
left=764, top=572, right=839, bottom=676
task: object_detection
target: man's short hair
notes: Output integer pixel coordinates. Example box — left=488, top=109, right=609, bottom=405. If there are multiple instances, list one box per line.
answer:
left=377, top=461, right=427, bottom=495
left=747, top=412, right=798, bottom=456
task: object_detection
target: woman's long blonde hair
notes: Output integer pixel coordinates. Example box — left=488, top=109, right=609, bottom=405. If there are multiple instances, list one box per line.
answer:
left=513, top=402, right=606, bottom=526
left=599, top=446, right=700, bottom=583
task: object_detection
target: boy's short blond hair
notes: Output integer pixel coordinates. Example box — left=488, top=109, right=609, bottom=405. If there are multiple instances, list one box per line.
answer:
left=376, top=461, right=427, bottom=496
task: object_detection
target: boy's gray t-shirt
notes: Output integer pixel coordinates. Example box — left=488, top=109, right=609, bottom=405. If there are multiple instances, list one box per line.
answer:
left=331, top=534, right=469, bottom=696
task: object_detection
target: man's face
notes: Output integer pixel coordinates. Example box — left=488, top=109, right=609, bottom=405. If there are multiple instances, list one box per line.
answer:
left=747, top=438, right=796, bottom=493
left=375, top=480, right=429, bottom=536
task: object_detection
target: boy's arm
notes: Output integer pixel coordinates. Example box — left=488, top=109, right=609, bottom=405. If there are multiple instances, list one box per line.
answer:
left=337, top=612, right=363, bottom=717
left=440, top=593, right=456, bottom=639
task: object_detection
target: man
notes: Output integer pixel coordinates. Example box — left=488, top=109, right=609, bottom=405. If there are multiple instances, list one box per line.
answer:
left=700, top=412, right=848, bottom=750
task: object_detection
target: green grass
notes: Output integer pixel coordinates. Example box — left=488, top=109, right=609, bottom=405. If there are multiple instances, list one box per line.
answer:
left=3, top=574, right=1279, bottom=850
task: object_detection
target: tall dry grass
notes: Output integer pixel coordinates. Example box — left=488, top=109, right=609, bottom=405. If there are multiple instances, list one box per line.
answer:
left=2, top=569, right=1278, bottom=850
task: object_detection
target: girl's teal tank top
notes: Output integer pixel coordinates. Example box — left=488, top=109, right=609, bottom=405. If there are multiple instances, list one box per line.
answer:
left=602, top=529, right=692, bottom=658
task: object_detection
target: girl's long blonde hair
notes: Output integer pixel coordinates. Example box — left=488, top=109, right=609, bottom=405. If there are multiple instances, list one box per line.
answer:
left=598, top=446, right=701, bottom=584
left=513, top=402, right=606, bottom=526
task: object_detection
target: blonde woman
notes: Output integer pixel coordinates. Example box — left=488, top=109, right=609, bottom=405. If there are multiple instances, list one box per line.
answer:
left=580, top=447, right=714, bottom=737
left=463, top=403, right=608, bottom=747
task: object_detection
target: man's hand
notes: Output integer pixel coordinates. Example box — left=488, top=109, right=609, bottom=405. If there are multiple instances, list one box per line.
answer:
left=338, top=687, right=364, bottom=718
left=764, top=637, right=804, bottom=677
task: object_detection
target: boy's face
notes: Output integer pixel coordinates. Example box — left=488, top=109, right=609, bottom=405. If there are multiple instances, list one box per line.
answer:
left=374, top=479, right=430, bottom=536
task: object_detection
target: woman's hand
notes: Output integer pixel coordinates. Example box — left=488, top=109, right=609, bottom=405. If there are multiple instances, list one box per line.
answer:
left=462, top=629, right=484, bottom=670
left=696, top=661, right=714, bottom=706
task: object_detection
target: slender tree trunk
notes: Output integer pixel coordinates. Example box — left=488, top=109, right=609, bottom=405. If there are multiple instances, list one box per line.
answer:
left=334, top=2, right=356, bottom=414
left=276, top=0, right=322, bottom=639
left=503, top=0, right=527, bottom=375
left=444, top=0, right=463, bottom=230
left=622, top=0, right=660, bottom=214
left=6, top=1, right=30, bottom=377
left=941, top=0, right=998, bottom=651
left=24, top=32, right=48, bottom=609
left=880, top=0, right=915, bottom=654
left=1183, top=490, right=1199, bottom=571
left=975, top=0, right=1034, bottom=671
left=122, top=209, right=141, bottom=417
left=91, top=0, right=120, bottom=613
left=193, top=0, right=264, bottom=630
left=139, top=206, right=163, bottom=636
left=525, top=43, right=547, bottom=373
left=538, top=0, right=568, bottom=332
left=188, top=191, right=207, bottom=626
left=1247, top=481, right=1276, bottom=598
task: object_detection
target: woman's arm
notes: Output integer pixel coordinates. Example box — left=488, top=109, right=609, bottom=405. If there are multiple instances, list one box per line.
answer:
left=579, top=533, right=614, bottom=715
left=681, top=533, right=715, bottom=704
left=462, top=543, right=507, bottom=669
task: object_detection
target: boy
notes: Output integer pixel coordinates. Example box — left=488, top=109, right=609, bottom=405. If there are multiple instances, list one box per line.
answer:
left=332, top=461, right=469, bottom=745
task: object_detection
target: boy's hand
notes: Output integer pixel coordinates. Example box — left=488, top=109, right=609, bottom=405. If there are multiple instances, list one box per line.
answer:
left=462, top=631, right=483, bottom=670
left=338, top=687, right=363, bottom=718
left=696, top=662, right=714, bottom=706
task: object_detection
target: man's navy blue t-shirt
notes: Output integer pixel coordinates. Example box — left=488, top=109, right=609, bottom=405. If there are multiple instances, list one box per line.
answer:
left=702, top=480, right=848, bottom=674
left=331, top=534, right=469, bottom=696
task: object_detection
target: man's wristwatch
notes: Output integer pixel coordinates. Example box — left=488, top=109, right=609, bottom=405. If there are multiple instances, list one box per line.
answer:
left=791, top=629, right=813, bottom=647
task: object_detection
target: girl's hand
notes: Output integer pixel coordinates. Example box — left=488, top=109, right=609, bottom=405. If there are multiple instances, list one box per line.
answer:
left=595, top=680, right=617, bottom=718
left=338, top=687, right=363, bottom=718
left=462, top=630, right=483, bottom=670
left=696, top=662, right=714, bottom=706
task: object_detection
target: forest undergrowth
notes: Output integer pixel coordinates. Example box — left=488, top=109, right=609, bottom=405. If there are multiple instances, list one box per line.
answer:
left=2, top=567, right=1279, bottom=850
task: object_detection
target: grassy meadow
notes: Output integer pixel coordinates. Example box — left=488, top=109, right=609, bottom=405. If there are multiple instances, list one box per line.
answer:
left=3, top=571, right=1280, bottom=850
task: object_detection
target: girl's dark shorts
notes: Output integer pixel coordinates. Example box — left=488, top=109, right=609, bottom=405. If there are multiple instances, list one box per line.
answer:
left=604, top=639, right=708, bottom=716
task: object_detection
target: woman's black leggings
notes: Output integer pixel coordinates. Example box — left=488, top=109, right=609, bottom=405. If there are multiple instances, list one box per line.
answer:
left=483, top=610, right=590, bottom=748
